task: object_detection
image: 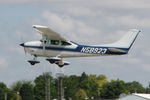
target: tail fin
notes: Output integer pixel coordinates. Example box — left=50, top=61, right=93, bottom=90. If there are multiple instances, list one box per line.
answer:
left=110, top=29, right=140, bottom=49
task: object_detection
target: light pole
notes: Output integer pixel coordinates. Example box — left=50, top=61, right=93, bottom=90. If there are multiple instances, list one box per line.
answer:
left=4, top=93, right=7, bottom=100
left=44, top=72, right=52, bottom=100
left=56, top=73, right=64, bottom=100
left=17, top=92, right=19, bottom=100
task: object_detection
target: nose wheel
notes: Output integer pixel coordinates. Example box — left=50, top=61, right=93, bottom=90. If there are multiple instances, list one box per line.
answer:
left=58, top=64, right=64, bottom=68
left=28, top=60, right=40, bottom=65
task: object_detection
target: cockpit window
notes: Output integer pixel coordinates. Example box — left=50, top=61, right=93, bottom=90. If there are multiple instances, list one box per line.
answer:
left=40, top=40, right=43, bottom=42
left=40, top=40, right=71, bottom=46
left=61, top=41, right=71, bottom=45
left=51, top=40, right=59, bottom=45
left=40, top=39, right=47, bottom=44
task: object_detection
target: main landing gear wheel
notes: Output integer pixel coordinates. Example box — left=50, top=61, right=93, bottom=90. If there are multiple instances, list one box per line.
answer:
left=58, top=65, right=64, bottom=68
left=46, top=58, right=61, bottom=64
left=46, top=58, right=70, bottom=68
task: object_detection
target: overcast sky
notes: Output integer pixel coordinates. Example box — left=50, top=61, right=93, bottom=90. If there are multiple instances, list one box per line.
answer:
left=0, top=0, right=150, bottom=87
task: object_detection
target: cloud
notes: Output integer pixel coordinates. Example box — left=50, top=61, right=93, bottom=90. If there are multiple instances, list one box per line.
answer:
left=119, top=57, right=142, bottom=64
left=0, top=57, right=8, bottom=67
left=107, top=15, right=150, bottom=28
left=42, top=11, right=100, bottom=44
left=82, top=0, right=150, bottom=10
left=65, top=7, right=98, bottom=17
left=141, top=64, right=150, bottom=72
left=0, top=0, right=47, bottom=4
left=1, top=0, right=150, bottom=10
left=142, top=49, right=150, bottom=57
left=0, top=0, right=78, bottom=4
left=42, top=11, right=74, bottom=33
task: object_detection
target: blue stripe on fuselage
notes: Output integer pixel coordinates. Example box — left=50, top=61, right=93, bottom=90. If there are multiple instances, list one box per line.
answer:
left=24, top=44, right=128, bottom=55
left=78, top=45, right=128, bottom=55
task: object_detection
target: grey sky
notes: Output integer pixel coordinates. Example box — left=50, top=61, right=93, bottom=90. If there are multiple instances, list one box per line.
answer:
left=0, top=0, right=150, bottom=87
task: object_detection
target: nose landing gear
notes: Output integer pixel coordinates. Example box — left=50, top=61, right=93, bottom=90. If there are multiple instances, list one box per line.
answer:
left=28, top=55, right=40, bottom=65
left=28, top=60, right=40, bottom=65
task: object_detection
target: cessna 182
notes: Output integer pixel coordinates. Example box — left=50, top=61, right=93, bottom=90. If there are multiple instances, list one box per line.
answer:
left=20, top=25, right=140, bottom=67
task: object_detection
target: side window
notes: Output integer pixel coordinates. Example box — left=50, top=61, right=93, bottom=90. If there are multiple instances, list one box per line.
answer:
left=51, top=40, right=59, bottom=45
left=61, top=41, right=71, bottom=45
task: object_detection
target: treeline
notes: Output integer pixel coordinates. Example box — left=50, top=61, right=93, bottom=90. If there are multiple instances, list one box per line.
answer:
left=0, top=72, right=150, bottom=100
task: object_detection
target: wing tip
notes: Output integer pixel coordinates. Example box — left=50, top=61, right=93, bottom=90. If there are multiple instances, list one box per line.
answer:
left=129, top=29, right=141, bottom=33
left=32, top=25, right=48, bottom=29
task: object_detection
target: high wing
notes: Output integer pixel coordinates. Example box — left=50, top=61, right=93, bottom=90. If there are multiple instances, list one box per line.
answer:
left=32, top=25, right=67, bottom=41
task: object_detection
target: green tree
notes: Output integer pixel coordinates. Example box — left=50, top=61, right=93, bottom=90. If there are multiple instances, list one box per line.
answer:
left=97, top=75, right=108, bottom=88
left=125, top=81, right=146, bottom=93
left=75, top=89, right=88, bottom=100
left=8, top=81, right=23, bottom=100
left=10, top=81, right=23, bottom=92
left=0, top=82, right=8, bottom=100
left=146, top=88, right=150, bottom=93
left=34, top=74, right=57, bottom=100
left=86, top=75, right=99, bottom=98
left=20, top=81, right=34, bottom=100
left=63, top=75, right=80, bottom=99
left=34, top=75, right=47, bottom=100
left=100, top=80, right=128, bottom=99
left=96, top=75, right=108, bottom=98
left=79, top=72, right=88, bottom=89
left=9, top=93, right=22, bottom=100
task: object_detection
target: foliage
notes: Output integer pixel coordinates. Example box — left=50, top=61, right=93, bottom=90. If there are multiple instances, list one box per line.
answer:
left=63, top=75, right=80, bottom=99
left=86, top=75, right=99, bottom=98
left=10, top=81, right=23, bottom=92
left=0, top=82, right=8, bottom=100
left=100, top=80, right=128, bottom=99
left=125, top=81, right=146, bottom=93
left=96, top=75, right=108, bottom=88
left=146, top=87, right=150, bottom=93
left=34, top=75, right=47, bottom=100
left=20, top=82, right=34, bottom=100
left=1, top=72, right=149, bottom=100
left=75, top=89, right=88, bottom=100
left=34, top=74, right=57, bottom=100
left=9, top=93, right=22, bottom=100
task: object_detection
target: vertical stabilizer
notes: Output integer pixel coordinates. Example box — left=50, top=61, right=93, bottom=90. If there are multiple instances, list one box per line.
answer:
left=110, top=29, right=140, bottom=49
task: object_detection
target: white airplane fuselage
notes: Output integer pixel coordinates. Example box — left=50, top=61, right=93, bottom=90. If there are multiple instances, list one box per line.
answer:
left=22, top=40, right=128, bottom=58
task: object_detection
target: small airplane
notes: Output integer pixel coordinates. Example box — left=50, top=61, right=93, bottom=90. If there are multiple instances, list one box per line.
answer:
left=20, top=25, right=140, bottom=67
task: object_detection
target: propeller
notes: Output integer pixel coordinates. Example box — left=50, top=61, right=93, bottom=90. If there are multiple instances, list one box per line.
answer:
left=20, top=37, right=26, bottom=55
